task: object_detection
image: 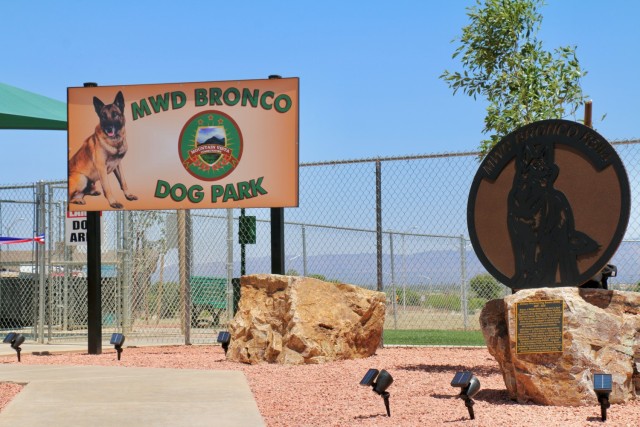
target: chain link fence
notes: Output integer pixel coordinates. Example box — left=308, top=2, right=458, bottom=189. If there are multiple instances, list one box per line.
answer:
left=2, top=140, right=640, bottom=345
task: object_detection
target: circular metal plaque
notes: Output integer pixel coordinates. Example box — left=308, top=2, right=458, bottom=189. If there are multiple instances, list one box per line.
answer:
left=467, top=120, right=630, bottom=289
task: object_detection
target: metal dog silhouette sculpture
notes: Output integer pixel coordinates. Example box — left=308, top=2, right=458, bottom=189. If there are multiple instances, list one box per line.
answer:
left=508, top=139, right=599, bottom=287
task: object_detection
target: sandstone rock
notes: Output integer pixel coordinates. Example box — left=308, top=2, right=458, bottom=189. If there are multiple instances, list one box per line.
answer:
left=227, top=274, right=386, bottom=365
left=480, top=287, right=640, bottom=405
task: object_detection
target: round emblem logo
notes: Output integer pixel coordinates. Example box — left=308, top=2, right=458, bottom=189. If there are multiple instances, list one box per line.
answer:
left=467, top=120, right=630, bottom=290
left=179, top=110, right=243, bottom=181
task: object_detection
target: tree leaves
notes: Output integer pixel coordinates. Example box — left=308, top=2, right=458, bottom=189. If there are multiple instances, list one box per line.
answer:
left=441, top=0, right=587, bottom=157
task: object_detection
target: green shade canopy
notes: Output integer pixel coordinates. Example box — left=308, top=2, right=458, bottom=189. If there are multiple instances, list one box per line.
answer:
left=0, top=83, right=67, bottom=130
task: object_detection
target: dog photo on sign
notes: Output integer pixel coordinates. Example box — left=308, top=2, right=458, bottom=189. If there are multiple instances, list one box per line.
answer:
left=68, top=91, right=137, bottom=209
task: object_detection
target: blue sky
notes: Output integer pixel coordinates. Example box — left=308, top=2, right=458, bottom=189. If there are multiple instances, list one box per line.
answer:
left=1, top=0, right=639, bottom=183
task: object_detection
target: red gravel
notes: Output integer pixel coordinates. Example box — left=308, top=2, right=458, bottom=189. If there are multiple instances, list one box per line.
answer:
left=1, top=345, right=638, bottom=426
left=0, top=383, right=22, bottom=411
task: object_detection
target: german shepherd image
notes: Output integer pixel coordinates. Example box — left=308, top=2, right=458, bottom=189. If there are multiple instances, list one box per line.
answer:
left=68, top=91, right=137, bottom=209
left=507, top=139, right=599, bottom=287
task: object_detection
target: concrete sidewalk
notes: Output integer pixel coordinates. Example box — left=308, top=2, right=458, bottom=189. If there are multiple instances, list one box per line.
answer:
left=0, top=349, right=265, bottom=427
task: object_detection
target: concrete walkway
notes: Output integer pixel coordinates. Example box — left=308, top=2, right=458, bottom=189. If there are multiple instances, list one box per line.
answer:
left=0, top=345, right=265, bottom=427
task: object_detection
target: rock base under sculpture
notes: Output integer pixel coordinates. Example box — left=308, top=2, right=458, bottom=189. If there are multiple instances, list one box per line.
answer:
left=227, top=274, right=386, bottom=365
left=480, top=287, right=640, bottom=406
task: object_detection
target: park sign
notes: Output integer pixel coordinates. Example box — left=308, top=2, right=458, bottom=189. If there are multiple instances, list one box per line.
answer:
left=65, top=211, right=103, bottom=246
left=467, top=119, right=630, bottom=290
left=67, top=78, right=299, bottom=211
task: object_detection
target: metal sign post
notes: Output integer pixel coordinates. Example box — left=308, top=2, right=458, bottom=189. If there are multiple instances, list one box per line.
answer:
left=269, top=74, right=286, bottom=275
left=87, top=209, right=102, bottom=354
left=84, top=82, right=102, bottom=355
left=271, top=207, right=284, bottom=274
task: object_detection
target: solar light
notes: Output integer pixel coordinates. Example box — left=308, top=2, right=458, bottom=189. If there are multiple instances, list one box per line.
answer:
left=217, top=331, right=231, bottom=355
left=360, top=368, right=394, bottom=417
left=110, top=333, right=125, bottom=361
left=3, top=332, right=25, bottom=362
left=593, top=373, right=612, bottom=421
left=2, top=333, right=16, bottom=344
left=451, top=371, right=481, bottom=420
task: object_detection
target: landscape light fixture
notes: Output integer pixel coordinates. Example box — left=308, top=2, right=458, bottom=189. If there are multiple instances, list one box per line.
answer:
left=217, top=331, right=231, bottom=355
left=359, top=368, right=394, bottom=417
left=3, top=332, right=25, bottom=362
left=593, top=373, right=612, bottom=421
left=110, top=333, right=125, bottom=361
left=451, top=371, right=481, bottom=420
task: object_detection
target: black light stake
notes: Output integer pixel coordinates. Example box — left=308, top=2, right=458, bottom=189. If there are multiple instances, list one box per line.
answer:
left=451, top=371, right=481, bottom=420
left=110, top=333, right=125, bottom=361
left=360, top=369, right=394, bottom=417
left=217, top=331, right=231, bottom=355
left=3, top=333, right=25, bottom=362
left=593, top=373, right=612, bottom=421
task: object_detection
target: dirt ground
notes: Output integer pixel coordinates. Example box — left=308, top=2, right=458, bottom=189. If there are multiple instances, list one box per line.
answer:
left=1, top=345, right=638, bottom=426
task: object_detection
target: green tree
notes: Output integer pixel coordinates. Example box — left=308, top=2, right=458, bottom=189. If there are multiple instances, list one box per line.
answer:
left=441, top=0, right=588, bottom=156
left=469, top=273, right=504, bottom=300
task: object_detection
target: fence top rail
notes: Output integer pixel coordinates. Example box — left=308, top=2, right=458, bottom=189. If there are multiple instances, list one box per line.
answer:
left=0, top=184, right=36, bottom=190
left=0, top=199, right=35, bottom=204
left=300, top=151, right=481, bottom=167
left=299, top=139, right=640, bottom=167
left=612, top=138, right=640, bottom=146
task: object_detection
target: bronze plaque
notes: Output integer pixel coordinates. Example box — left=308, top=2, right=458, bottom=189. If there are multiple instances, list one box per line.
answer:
left=516, top=300, right=564, bottom=354
left=468, top=120, right=630, bottom=289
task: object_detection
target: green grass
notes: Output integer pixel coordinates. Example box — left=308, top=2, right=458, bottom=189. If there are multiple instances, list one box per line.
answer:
left=420, top=294, right=487, bottom=312
left=387, top=290, right=489, bottom=313
left=382, top=329, right=486, bottom=346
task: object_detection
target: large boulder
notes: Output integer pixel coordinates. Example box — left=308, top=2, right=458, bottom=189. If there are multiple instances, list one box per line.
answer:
left=227, top=274, right=386, bottom=365
left=480, top=287, right=640, bottom=405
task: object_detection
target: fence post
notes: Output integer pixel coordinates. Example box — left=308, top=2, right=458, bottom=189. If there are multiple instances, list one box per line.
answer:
left=227, top=209, right=234, bottom=324
left=114, top=211, right=120, bottom=332
left=122, top=211, right=132, bottom=334
left=47, top=184, right=53, bottom=343
left=401, top=233, right=406, bottom=312
left=460, top=235, right=468, bottom=330
left=63, top=202, right=70, bottom=331
left=376, top=160, right=383, bottom=292
left=389, top=231, right=397, bottom=329
left=301, top=224, right=308, bottom=276
left=186, top=210, right=192, bottom=344
left=177, top=209, right=191, bottom=345
left=36, top=181, right=46, bottom=343
left=240, top=208, right=246, bottom=276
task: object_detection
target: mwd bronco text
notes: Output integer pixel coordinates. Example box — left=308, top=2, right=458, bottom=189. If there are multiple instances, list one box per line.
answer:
left=131, top=87, right=293, bottom=120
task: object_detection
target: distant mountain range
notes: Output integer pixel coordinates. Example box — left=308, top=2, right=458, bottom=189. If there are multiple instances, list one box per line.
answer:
left=152, top=242, right=640, bottom=288
left=152, top=249, right=487, bottom=289
left=200, top=135, right=225, bottom=145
